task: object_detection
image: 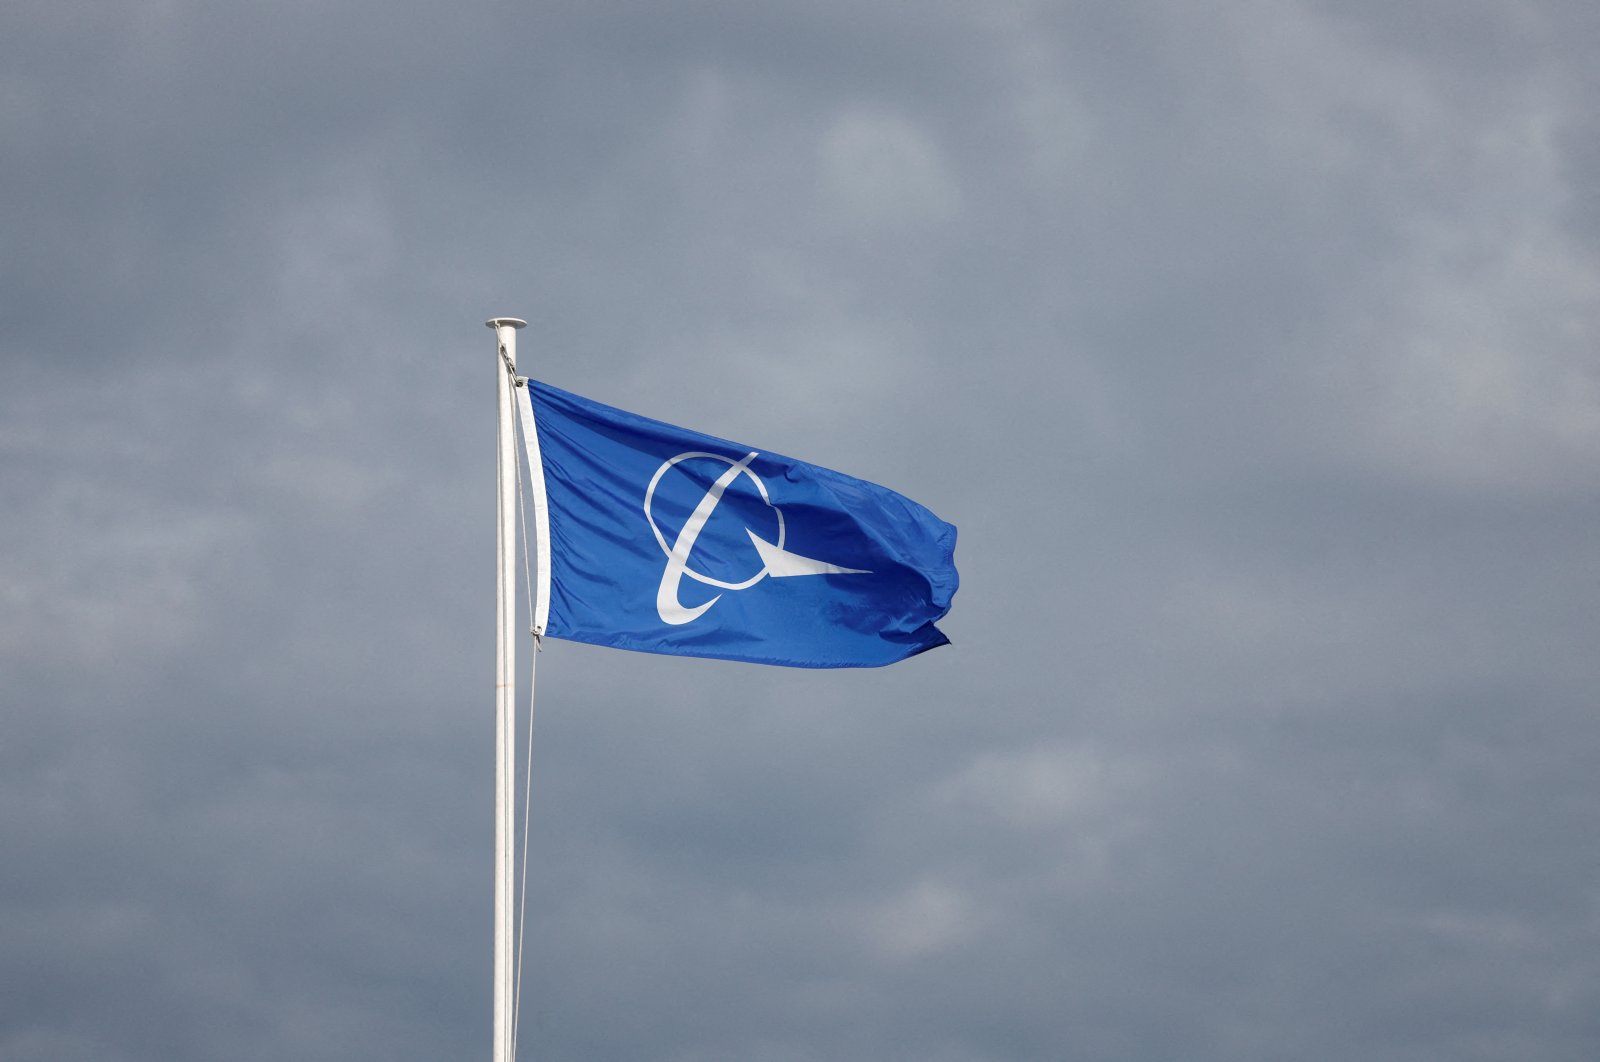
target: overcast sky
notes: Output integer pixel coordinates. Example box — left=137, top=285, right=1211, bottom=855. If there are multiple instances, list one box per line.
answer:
left=5, top=2, right=1600, bottom=1060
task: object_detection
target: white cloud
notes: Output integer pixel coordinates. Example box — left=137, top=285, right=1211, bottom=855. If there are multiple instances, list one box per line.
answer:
left=1225, top=7, right=1600, bottom=493
left=819, top=108, right=961, bottom=228
left=861, top=878, right=979, bottom=962
left=1359, top=221, right=1600, bottom=492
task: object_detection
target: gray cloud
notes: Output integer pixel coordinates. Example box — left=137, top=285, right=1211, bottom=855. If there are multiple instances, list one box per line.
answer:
left=4, top=2, right=1599, bottom=1060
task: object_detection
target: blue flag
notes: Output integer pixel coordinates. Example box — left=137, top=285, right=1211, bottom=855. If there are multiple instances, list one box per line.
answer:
left=518, top=380, right=957, bottom=668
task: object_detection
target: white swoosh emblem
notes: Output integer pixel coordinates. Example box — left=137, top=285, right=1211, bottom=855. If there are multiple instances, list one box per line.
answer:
left=646, top=451, right=870, bottom=625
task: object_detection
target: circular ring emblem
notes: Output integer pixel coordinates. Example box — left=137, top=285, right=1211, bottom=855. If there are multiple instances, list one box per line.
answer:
left=644, top=451, right=870, bottom=626
left=644, top=451, right=783, bottom=591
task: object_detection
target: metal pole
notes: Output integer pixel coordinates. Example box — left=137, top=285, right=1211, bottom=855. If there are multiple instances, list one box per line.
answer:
left=487, top=317, right=526, bottom=1062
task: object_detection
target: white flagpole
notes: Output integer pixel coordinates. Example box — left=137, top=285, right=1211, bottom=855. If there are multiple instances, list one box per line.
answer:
left=488, top=316, right=526, bottom=1062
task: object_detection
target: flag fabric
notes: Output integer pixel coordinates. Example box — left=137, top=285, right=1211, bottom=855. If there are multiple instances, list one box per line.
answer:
left=518, top=379, right=957, bottom=668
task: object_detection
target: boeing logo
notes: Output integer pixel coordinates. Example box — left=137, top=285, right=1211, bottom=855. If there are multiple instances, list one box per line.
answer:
left=645, top=451, right=870, bottom=625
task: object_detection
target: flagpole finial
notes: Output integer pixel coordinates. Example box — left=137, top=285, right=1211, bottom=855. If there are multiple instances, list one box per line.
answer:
left=488, top=318, right=528, bottom=373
